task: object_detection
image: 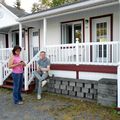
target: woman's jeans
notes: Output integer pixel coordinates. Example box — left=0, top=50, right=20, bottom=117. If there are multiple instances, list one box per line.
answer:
left=33, top=71, right=48, bottom=96
left=12, top=73, right=23, bottom=104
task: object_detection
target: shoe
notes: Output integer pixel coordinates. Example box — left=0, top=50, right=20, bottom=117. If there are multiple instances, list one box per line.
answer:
left=16, top=101, right=24, bottom=105
left=37, top=94, right=41, bottom=100
left=42, top=80, right=47, bottom=87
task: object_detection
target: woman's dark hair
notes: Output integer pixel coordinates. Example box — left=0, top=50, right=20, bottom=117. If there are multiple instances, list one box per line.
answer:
left=12, top=45, right=22, bottom=55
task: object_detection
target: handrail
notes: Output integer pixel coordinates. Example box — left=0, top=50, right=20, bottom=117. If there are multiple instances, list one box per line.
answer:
left=0, top=59, right=12, bottom=85
left=24, top=50, right=41, bottom=90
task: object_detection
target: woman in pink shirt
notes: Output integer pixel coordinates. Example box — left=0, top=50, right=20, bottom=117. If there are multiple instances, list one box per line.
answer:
left=8, top=46, right=26, bottom=105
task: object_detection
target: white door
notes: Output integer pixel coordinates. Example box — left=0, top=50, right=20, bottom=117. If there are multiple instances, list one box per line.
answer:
left=0, top=34, right=5, bottom=48
left=30, top=29, right=40, bottom=59
left=92, top=17, right=111, bottom=62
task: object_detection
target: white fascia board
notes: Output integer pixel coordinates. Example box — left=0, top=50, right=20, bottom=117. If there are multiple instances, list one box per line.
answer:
left=19, top=0, right=118, bottom=22
left=0, top=3, right=18, bottom=19
left=0, top=22, right=19, bottom=29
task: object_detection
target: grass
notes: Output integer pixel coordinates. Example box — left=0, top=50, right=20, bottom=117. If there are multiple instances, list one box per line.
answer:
left=0, top=88, right=120, bottom=120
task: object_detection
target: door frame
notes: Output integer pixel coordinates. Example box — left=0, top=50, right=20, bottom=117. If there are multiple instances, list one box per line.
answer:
left=29, top=28, right=40, bottom=60
left=90, top=14, right=113, bottom=62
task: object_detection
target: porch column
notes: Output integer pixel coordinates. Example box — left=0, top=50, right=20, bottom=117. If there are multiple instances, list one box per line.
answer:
left=8, top=32, right=12, bottom=47
left=43, top=18, right=47, bottom=47
left=24, top=30, right=29, bottom=63
left=117, top=0, right=120, bottom=108
left=19, top=23, right=22, bottom=47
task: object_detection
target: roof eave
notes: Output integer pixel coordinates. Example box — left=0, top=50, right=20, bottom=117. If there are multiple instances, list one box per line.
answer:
left=18, top=0, right=118, bottom=22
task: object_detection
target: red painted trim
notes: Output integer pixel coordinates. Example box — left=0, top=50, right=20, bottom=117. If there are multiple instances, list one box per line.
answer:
left=114, top=107, right=120, bottom=111
left=61, top=19, right=84, bottom=24
left=76, top=71, right=79, bottom=79
left=51, top=64, right=117, bottom=74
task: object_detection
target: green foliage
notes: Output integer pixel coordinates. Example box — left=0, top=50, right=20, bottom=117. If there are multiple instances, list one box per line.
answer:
left=31, top=0, right=80, bottom=13
left=31, top=3, right=40, bottom=13
left=14, top=0, right=21, bottom=9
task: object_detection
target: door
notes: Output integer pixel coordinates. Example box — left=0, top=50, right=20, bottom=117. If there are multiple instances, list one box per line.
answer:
left=12, top=32, right=19, bottom=47
left=92, top=16, right=111, bottom=62
left=30, top=29, right=40, bottom=59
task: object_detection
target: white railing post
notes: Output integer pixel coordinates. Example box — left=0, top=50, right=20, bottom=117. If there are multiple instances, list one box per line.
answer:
left=0, top=62, right=3, bottom=85
left=76, top=38, right=79, bottom=65
left=117, top=64, right=120, bottom=108
left=24, top=67, right=28, bottom=90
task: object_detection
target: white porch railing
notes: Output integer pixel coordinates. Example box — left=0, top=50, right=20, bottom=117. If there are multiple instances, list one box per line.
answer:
left=0, top=48, right=28, bottom=86
left=45, top=41, right=120, bottom=66
left=0, top=59, right=12, bottom=85
left=24, top=51, right=40, bottom=90
left=0, top=48, right=13, bottom=62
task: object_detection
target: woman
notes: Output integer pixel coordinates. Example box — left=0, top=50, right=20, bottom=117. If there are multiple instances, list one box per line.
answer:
left=8, top=46, right=26, bottom=105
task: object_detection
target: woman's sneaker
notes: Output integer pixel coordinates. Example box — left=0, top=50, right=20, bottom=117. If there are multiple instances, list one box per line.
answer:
left=16, top=101, right=23, bottom=105
left=37, top=94, right=41, bottom=100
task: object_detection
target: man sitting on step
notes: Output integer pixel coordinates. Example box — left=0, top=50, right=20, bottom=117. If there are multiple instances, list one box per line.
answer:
left=33, top=51, right=50, bottom=100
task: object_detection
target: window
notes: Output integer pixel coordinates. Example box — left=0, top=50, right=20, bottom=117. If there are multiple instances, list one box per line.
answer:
left=96, top=22, right=107, bottom=58
left=33, top=31, right=38, bottom=36
left=61, top=20, right=83, bottom=44
left=96, top=22, right=107, bottom=42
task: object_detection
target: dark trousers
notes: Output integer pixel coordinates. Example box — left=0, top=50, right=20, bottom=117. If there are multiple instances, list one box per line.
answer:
left=12, top=73, right=23, bottom=104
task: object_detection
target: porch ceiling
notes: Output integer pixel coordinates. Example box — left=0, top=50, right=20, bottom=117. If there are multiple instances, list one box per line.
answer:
left=0, top=27, right=11, bottom=34
left=18, top=0, right=118, bottom=23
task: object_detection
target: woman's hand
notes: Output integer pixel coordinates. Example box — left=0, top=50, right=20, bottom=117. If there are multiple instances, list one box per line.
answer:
left=20, top=61, right=26, bottom=66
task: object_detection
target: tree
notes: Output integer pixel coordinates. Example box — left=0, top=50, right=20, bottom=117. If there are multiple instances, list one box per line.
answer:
left=31, top=3, right=40, bottom=13
left=31, top=0, right=80, bottom=13
left=31, top=0, right=49, bottom=13
left=14, top=0, right=21, bottom=9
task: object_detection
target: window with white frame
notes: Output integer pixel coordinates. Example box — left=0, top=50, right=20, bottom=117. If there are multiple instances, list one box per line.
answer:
left=61, top=20, right=83, bottom=44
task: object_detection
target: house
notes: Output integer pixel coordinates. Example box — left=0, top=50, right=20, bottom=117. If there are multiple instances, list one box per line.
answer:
left=0, top=0, right=120, bottom=108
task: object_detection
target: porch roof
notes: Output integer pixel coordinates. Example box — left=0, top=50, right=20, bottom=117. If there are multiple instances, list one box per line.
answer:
left=18, top=0, right=118, bottom=22
left=1, top=3, right=28, bottom=17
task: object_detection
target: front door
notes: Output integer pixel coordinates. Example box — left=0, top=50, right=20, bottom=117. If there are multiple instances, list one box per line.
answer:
left=12, top=32, right=19, bottom=47
left=30, top=29, right=40, bottom=59
left=92, top=16, right=111, bottom=62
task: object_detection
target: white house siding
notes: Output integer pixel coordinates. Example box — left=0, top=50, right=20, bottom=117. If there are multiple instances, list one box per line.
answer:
left=0, top=6, right=18, bottom=28
left=49, top=70, right=76, bottom=79
left=38, top=4, right=119, bottom=45
left=0, top=34, right=5, bottom=48
left=48, top=70, right=117, bottom=80
left=79, top=72, right=117, bottom=81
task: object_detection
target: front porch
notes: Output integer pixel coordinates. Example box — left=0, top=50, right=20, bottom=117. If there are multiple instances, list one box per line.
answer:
left=0, top=0, right=120, bottom=109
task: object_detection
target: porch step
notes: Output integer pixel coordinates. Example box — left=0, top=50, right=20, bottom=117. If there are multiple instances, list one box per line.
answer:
left=2, top=78, right=35, bottom=93
left=2, top=84, right=28, bottom=93
left=4, top=79, right=13, bottom=84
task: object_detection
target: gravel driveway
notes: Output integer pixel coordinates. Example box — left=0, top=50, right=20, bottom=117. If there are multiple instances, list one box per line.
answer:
left=0, top=89, right=119, bottom=120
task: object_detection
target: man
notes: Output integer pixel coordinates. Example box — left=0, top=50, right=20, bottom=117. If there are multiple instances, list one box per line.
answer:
left=33, top=51, right=50, bottom=100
